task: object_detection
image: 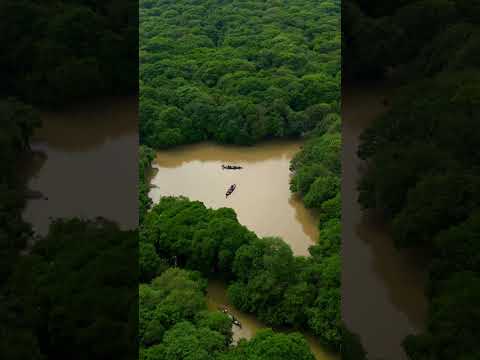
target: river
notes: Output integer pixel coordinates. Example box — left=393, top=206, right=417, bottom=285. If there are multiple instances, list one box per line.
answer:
left=148, top=141, right=337, bottom=359
left=342, top=82, right=428, bottom=360
left=149, top=141, right=318, bottom=256
left=22, top=97, right=138, bottom=236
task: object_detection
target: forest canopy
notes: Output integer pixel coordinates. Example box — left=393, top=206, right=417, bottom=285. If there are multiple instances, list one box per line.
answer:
left=140, top=196, right=341, bottom=349
left=0, top=0, right=138, bottom=106
left=138, top=0, right=342, bottom=357
left=140, top=0, right=340, bottom=148
left=345, top=0, right=480, bottom=358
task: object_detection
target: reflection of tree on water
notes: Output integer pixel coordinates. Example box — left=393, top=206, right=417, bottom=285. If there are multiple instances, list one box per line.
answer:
left=36, top=97, right=136, bottom=152
left=154, top=141, right=301, bottom=169
left=22, top=98, right=138, bottom=236
left=357, top=211, right=428, bottom=328
left=289, top=194, right=320, bottom=246
left=342, top=81, right=427, bottom=360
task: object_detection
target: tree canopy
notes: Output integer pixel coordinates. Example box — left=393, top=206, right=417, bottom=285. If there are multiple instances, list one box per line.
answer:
left=140, top=0, right=340, bottom=148
left=140, top=196, right=341, bottom=349
left=138, top=0, right=342, bottom=356
left=0, top=0, right=137, bottom=106
left=346, top=1, right=480, bottom=357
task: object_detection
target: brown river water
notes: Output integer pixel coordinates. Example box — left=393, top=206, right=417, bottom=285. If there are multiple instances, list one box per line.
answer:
left=148, top=141, right=337, bottom=359
left=22, top=97, right=138, bottom=235
left=342, top=83, right=428, bottom=360
left=149, top=141, right=318, bottom=256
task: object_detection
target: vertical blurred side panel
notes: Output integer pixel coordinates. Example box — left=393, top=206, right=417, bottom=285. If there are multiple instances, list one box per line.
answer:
left=0, top=1, right=139, bottom=360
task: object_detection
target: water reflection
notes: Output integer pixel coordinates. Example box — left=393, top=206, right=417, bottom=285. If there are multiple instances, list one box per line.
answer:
left=23, top=97, right=138, bottom=235
left=342, top=82, right=427, bottom=360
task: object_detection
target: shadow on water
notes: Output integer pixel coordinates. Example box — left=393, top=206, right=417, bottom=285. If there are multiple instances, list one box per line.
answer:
left=22, top=96, right=138, bottom=236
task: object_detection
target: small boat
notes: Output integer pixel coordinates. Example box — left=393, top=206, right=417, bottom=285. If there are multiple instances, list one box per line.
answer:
left=222, top=164, right=243, bottom=170
left=226, top=184, right=236, bottom=197
left=232, top=318, right=242, bottom=328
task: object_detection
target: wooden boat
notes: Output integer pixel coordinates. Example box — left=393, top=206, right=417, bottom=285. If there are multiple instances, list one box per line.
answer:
left=222, top=164, right=243, bottom=170
left=226, top=184, right=236, bottom=197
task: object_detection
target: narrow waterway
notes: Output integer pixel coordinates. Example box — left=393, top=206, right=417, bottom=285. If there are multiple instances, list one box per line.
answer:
left=22, top=97, right=138, bottom=235
left=149, top=141, right=338, bottom=359
left=206, top=280, right=337, bottom=360
left=342, top=82, right=428, bottom=360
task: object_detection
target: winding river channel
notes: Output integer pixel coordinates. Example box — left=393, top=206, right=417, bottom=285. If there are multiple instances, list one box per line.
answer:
left=148, top=141, right=337, bottom=359
left=342, top=82, right=428, bottom=360
left=21, top=88, right=428, bottom=359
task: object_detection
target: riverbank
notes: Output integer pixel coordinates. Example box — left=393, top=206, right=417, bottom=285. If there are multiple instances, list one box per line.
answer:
left=206, top=280, right=339, bottom=360
left=148, top=141, right=318, bottom=256
left=146, top=139, right=340, bottom=358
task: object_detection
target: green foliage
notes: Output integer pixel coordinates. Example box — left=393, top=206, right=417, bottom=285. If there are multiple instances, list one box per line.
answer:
left=342, top=327, right=368, bottom=360
left=219, top=329, right=315, bottom=360
left=2, top=219, right=137, bottom=360
left=0, top=0, right=137, bottom=105
left=0, top=99, right=40, bottom=283
left=140, top=0, right=340, bottom=148
left=290, top=132, right=341, bottom=207
left=141, top=197, right=342, bottom=349
left=139, top=145, right=156, bottom=224
left=139, top=268, right=316, bottom=360
left=140, top=242, right=167, bottom=282
left=139, top=268, right=233, bottom=359
left=349, top=2, right=480, bottom=355
left=141, top=197, right=255, bottom=276
left=288, top=111, right=343, bottom=346
left=138, top=0, right=342, bottom=355
left=404, top=272, right=480, bottom=360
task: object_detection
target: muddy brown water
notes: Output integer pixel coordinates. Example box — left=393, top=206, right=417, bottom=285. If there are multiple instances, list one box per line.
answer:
left=207, top=280, right=337, bottom=360
left=22, top=97, right=138, bottom=236
left=149, top=141, right=318, bottom=256
left=149, top=141, right=338, bottom=359
left=342, top=82, right=428, bottom=360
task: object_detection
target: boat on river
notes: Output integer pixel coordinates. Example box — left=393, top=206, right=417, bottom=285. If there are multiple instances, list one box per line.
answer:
left=226, top=184, right=236, bottom=197
left=222, top=164, right=243, bottom=170
left=218, top=306, right=242, bottom=328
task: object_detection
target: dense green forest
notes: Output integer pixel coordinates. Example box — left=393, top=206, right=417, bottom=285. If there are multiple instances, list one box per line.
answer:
left=140, top=0, right=340, bottom=147
left=0, top=99, right=41, bottom=286
left=344, top=0, right=480, bottom=358
left=139, top=0, right=342, bottom=357
left=0, top=1, right=139, bottom=359
left=1, top=0, right=137, bottom=106
left=140, top=194, right=340, bottom=346
left=0, top=101, right=139, bottom=360
left=1, top=219, right=137, bottom=360
left=139, top=268, right=316, bottom=360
